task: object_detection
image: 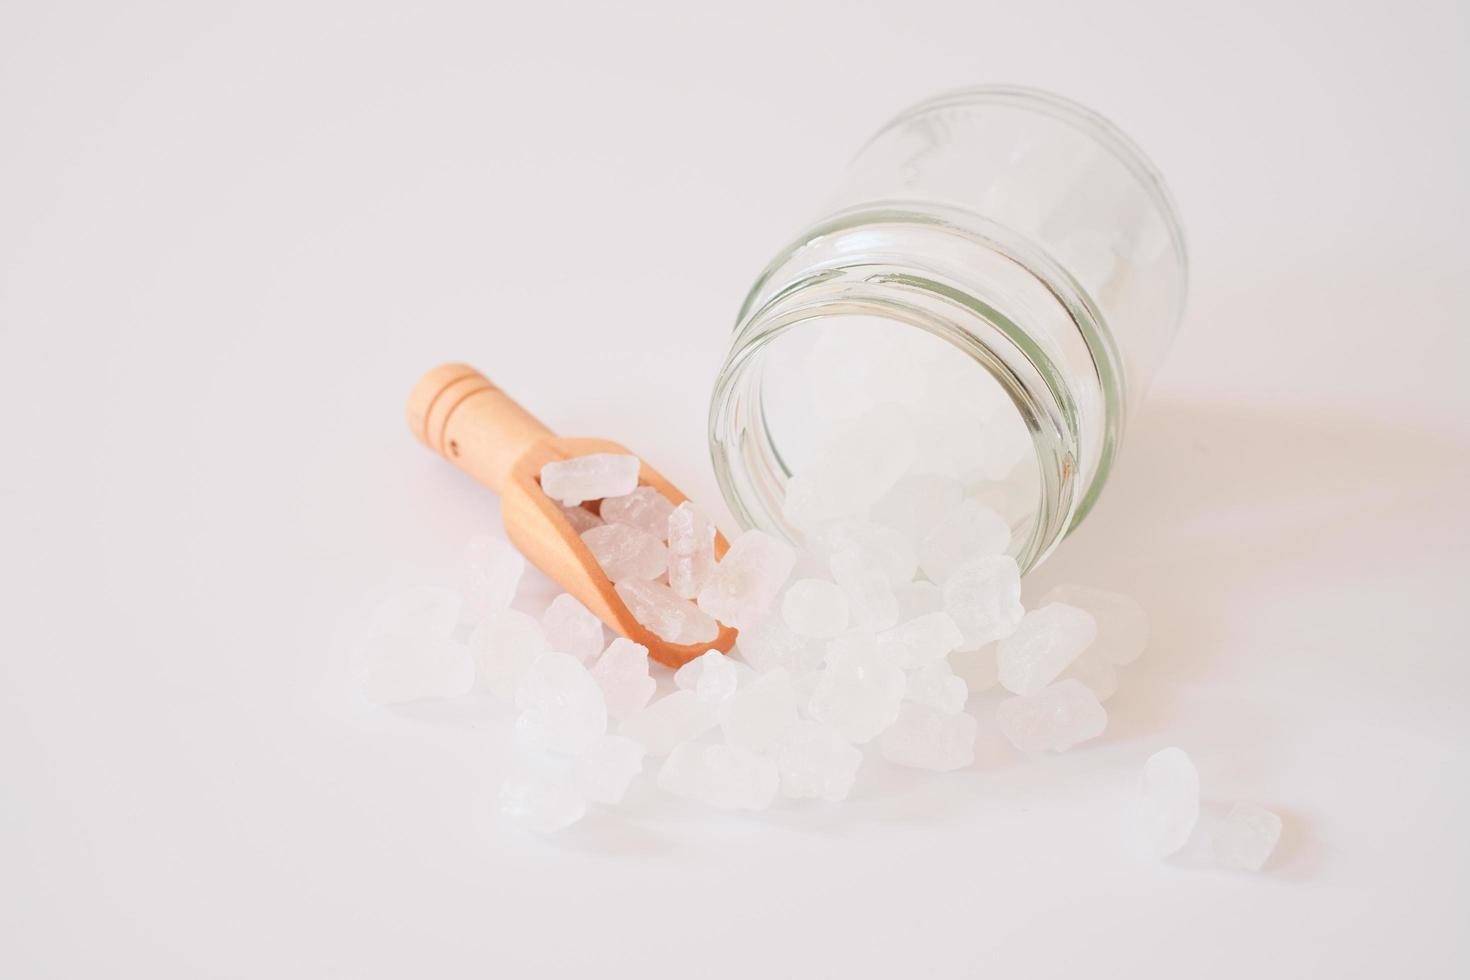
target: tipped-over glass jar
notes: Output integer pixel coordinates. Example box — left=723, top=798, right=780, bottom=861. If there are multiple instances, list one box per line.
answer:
left=709, top=86, right=1188, bottom=572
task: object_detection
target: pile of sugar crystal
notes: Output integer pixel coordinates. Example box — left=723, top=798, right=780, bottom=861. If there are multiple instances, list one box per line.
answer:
left=1135, top=747, right=1282, bottom=872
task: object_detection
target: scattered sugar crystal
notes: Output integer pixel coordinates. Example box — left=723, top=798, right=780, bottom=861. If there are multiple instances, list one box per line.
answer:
left=949, top=644, right=999, bottom=693
left=358, top=635, right=475, bottom=704
left=892, top=580, right=944, bottom=622
left=1212, top=802, right=1282, bottom=871
left=462, top=536, right=525, bottom=619
left=776, top=720, right=863, bottom=801
left=539, top=453, right=641, bottom=506
left=735, top=614, right=821, bottom=673
left=781, top=579, right=850, bottom=638
left=880, top=703, right=977, bottom=771
left=657, top=742, right=779, bottom=811
left=904, top=659, right=969, bottom=713
left=807, top=635, right=906, bottom=743
left=870, top=473, right=963, bottom=542
left=697, top=530, right=797, bottom=629
left=513, top=652, right=608, bottom=756
left=618, top=689, right=718, bottom=756
left=995, top=679, right=1106, bottom=753
left=876, top=612, right=964, bottom=668
left=572, top=735, right=646, bottom=804
left=589, top=637, right=656, bottom=721
left=1137, top=747, right=1201, bottom=857
left=997, top=602, right=1098, bottom=695
left=720, top=668, right=799, bottom=752
left=918, top=499, right=1012, bottom=584
left=581, top=523, right=668, bottom=583
left=942, top=556, right=1024, bottom=651
left=558, top=503, right=604, bottom=534
left=1040, top=584, right=1149, bottom=665
left=499, top=766, right=586, bottom=833
left=542, top=593, right=606, bottom=661
left=365, top=586, right=463, bottom=640
left=616, top=579, right=720, bottom=645
left=691, top=650, right=739, bottom=704
left=780, top=407, right=917, bottom=528
left=468, top=609, right=547, bottom=699
left=600, top=485, right=676, bottom=539
left=674, top=651, right=751, bottom=693
left=666, top=501, right=717, bottom=600
left=1061, top=648, right=1118, bottom=702
left=829, top=546, right=899, bottom=632
left=814, top=522, right=917, bottom=585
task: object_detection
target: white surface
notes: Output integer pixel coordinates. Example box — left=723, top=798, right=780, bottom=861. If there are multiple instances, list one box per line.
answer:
left=3, top=1, right=1468, bottom=976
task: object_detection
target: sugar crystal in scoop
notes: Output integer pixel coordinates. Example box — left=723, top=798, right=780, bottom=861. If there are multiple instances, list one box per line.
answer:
left=513, top=651, right=608, bottom=756
left=616, top=579, right=720, bottom=645
left=581, top=523, right=668, bottom=583
left=499, top=766, right=586, bottom=834
left=572, top=735, right=646, bottom=805
left=720, top=667, right=799, bottom=753
left=1040, top=584, right=1149, bottom=665
left=997, top=602, right=1098, bottom=695
left=589, top=637, right=656, bottom=721
left=918, top=499, right=1012, bottom=585
left=781, top=578, right=850, bottom=639
left=829, top=545, right=899, bottom=633
left=807, top=634, right=906, bottom=743
left=542, top=593, right=606, bottom=661
left=1211, top=801, right=1282, bottom=871
left=1137, top=747, right=1201, bottom=858
left=995, top=679, right=1106, bottom=753
left=539, top=453, right=641, bottom=506
left=697, top=530, right=796, bottom=630
left=775, top=720, right=863, bottom=801
left=558, top=503, right=604, bottom=535
left=468, top=608, right=547, bottom=700
left=942, top=555, right=1024, bottom=651
left=666, top=501, right=717, bottom=599
left=601, top=485, right=676, bottom=539
left=657, top=742, right=779, bottom=811
left=880, top=703, right=977, bottom=771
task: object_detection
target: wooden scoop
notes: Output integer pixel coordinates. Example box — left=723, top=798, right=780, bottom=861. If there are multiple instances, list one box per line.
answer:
left=406, top=363, right=737, bottom=668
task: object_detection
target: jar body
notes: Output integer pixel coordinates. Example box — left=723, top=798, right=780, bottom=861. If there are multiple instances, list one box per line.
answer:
left=709, top=86, right=1188, bottom=571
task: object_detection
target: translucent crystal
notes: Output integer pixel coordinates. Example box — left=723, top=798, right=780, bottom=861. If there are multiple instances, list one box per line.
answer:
left=589, top=637, right=656, bottom=721
left=558, top=503, right=604, bottom=534
left=995, top=679, right=1106, bottom=753
left=880, top=703, right=977, bottom=771
left=780, top=407, right=917, bottom=528
left=870, top=473, right=963, bottom=543
left=674, top=651, right=751, bottom=694
left=734, top=613, right=820, bottom=673
left=358, top=635, right=475, bottom=704
left=918, top=499, right=1011, bottom=585
left=616, top=579, right=720, bottom=646
left=1040, top=584, right=1149, bottom=665
left=468, top=608, right=546, bottom=699
left=829, top=546, right=899, bottom=633
left=942, top=556, right=1024, bottom=651
left=365, top=586, right=463, bottom=640
left=572, top=735, right=646, bottom=805
left=997, top=602, right=1098, bottom=695
left=498, top=766, right=586, bottom=833
left=462, top=536, right=525, bottom=619
left=1137, top=747, right=1201, bottom=857
left=776, top=720, right=863, bottom=801
left=513, top=652, right=608, bottom=756
left=539, top=453, right=641, bottom=506
left=904, top=659, right=968, bottom=714
left=813, top=521, right=918, bottom=585
left=720, top=668, right=799, bottom=752
left=666, top=501, right=717, bottom=600
left=689, top=649, right=739, bottom=704
left=876, top=612, right=964, bottom=668
left=807, top=635, right=906, bottom=743
left=781, top=578, right=850, bottom=639
left=1212, top=802, right=1282, bottom=871
left=542, top=593, right=606, bottom=661
left=697, top=530, right=797, bottom=630
left=657, top=742, right=779, bottom=811
left=599, top=485, right=675, bottom=539
left=581, top=523, right=668, bottom=583
left=1061, top=648, right=1118, bottom=702
left=892, top=581, right=944, bottom=622
left=949, top=644, right=999, bottom=694
left=618, top=690, right=718, bottom=756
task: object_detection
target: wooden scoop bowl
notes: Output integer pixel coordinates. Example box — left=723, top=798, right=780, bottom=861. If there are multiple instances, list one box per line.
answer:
left=406, top=363, right=737, bottom=669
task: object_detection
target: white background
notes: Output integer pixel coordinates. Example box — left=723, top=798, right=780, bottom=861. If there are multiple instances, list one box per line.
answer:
left=3, top=1, right=1468, bottom=976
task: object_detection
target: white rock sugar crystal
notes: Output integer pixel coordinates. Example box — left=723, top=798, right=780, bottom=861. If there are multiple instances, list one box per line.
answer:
left=997, top=602, right=1099, bottom=695
left=558, top=503, right=604, bottom=534
left=876, top=612, right=964, bottom=669
left=942, top=555, right=1025, bottom=651
left=781, top=578, right=850, bottom=638
left=499, top=766, right=586, bottom=834
left=949, top=644, right=999, bottom=694
left=697, top=530, right=796, bottom=630
left=1137, top=747, right=1201, bottom=858
left=618, top=689, right=718, bottom=756
left=880, top=703, right=977, bottom=771
left=673, top=651, right=751, bottom=694
left=589, top=637, right=656, bottom=721
left=358, top=634, right=475, bottom=704
left=720, top=667, right=799, bottom=752
left=539, top=453, right=641, bottom=506
left=734, top=614, right=820, bottom=673
left=462, top=536, right=525, bottom=619
left=1040, top=584, right=1149, bottom=665
left=1211, top=801, right=1282, bottom=871
left=892, top=580, right=944, bottom=622
left=781, top=407, right=917, bottom=528
left=869, top=473, right=963, bottom=543
left=1061, top=649, right=1118, bottom=702
left=469, top=609, right=547, bottom=700
left=904, top=660, right=968, bottom=714
left=918, top=499, right=1012, bottom=585
left=995, top=679, right=1106, bottom=753
left=365, top=586, right=463, bottom=640
left=775, top=720, right=863, bottom=801
left=688, top=649, right=739, bottom=704
left=580, top=523, right=668, bottom=583
left=658, top=742, right=779, bottom=811
left=807, top=635, right=906, bottom=743
left=829, top=545, right=899, bottom=632
left=666, top=501, right=717, bottom=600
left=814, top=522, right=917, bottom=585
left=572, top=735, right=646, bottom=805
left=542, top=593, right=606, bottom=661
left=599, top=485, right=676, bottom=539
left=513, top=652, right=607, bottom=756
left=616, top=579, right=720, bottom=645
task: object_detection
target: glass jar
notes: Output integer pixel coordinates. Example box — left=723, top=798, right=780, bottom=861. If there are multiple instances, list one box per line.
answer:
left=708, top=86, right=1188, bottom=572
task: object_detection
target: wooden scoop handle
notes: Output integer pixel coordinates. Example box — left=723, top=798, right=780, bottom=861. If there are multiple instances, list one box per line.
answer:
left=406, top=363, right=554, bottom=494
